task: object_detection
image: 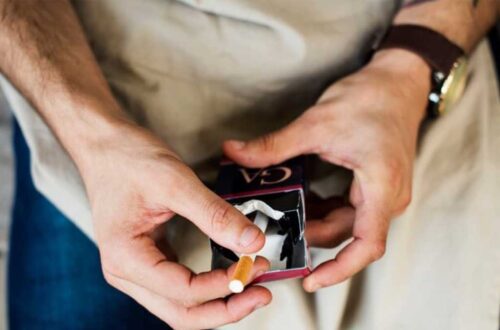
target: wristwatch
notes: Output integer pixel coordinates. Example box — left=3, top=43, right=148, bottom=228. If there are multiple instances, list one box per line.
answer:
left=377, top=24, right=468, bottom=117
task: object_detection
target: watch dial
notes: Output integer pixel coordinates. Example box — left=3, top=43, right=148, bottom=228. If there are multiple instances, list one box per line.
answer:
left=439, top=57, right=468, bottom=115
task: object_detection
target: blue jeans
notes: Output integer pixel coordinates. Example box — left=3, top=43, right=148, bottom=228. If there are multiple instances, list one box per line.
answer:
left=8, top=122, right=170, bottom=330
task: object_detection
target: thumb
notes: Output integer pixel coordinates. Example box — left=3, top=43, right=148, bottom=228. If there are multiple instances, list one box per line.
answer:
left=168, top=175, right=266, bottom=254
left=223, top=117, right=315, bottom=168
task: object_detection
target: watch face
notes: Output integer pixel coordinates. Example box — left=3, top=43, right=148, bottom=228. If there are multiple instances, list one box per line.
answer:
left=438, top=57, right=468, bottom=115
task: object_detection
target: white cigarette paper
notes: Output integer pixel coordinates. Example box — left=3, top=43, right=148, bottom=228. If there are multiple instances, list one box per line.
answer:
left=229, top=200, right=285, bottom=293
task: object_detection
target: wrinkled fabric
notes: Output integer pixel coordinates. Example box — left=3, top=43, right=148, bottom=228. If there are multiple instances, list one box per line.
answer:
left=1, top=0, right=399, bottom=238
left=1, top=0, right=499, bottom=329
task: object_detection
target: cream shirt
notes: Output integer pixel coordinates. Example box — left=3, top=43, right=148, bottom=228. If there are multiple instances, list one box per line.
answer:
left=1, top=0, right=399, bottom=237
left=1, top=1, right=499, bottom=329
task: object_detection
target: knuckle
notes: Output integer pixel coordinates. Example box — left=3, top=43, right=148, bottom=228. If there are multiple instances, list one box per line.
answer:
left=165, top=160, right=195, bottom=185
left=380, top=159, right=404, bottom=191
left=258, top=133, right=277, bottom=154
left=369, top=240, right=387, bottom=261
left=177, top=297, right=199, bottom=309
left=100, top=254, right=123, bottom=278
left=99, top=247, right=132, bottom=280
left=383, top=158, right=403, bottom=178
left=224, top=306, right=245, bottom=325
left=102, top=270, right=116, bottom=286
left=182, top=309, right=207, bottom=330
left=394, top=188, right=412, bottom=215
left=207, top=200, right=233, bottom=232
left=167, top=318, right=183, bottom=330
left=400, top=190, right=412, bottom=209
left=171, top=309, right=194, bottom=330
left=228, top=313, right=245, bottom=325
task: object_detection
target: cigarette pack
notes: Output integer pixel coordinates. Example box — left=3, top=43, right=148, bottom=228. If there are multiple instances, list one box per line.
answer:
left=211, top=157, right=311, bottom=283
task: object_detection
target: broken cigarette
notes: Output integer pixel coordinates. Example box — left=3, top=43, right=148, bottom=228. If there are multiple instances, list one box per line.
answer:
left=228, top=255, right=254, bottom=293
left=229, top=211, right=269, bottom=293
left=228, top=200, right=285, bottom=293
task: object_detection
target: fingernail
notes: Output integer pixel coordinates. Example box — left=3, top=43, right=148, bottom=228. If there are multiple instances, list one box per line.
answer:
left=239, top=225, right=262, bottom=248
left=230, top=140, right=246, bottom=150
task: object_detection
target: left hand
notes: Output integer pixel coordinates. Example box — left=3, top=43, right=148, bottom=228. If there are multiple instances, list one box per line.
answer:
left=223, top=49, right=431, bottom=292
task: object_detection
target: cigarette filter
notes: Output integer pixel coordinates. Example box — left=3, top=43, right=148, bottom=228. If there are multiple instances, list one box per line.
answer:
left=229, top=211, right=271, bottom=293
left=229, top=255, right=254, bottom=293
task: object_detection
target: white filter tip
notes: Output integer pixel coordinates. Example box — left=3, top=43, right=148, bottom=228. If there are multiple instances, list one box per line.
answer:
left=229, top=280, right=244, bottom=293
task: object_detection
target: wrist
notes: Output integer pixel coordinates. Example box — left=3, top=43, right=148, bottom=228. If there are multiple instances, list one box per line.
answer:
left=43, top=89, right=134, bottom=169
left=369, top=48, right=431, bottom=122
left=371, top=48, right=431, bottom=90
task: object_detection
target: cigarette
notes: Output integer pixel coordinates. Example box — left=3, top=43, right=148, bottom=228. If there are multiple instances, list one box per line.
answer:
left=229, top=212, right=269, bottom=293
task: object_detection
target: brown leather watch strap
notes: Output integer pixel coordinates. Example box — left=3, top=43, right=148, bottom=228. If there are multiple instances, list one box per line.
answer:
left=378, top=24, right=464, bottom=75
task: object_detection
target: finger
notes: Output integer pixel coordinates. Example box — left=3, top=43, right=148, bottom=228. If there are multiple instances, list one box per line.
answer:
left=306, top=207, right=355, bottom=248
left=182, top=285, right=272, bottom=329
left=108, top=272, right=272, bottom=330
left=104, top=237, right=270, bottom=307
left=223, top=116, right=317, bottom=168
left=176, top=256, right=270, bottom=306
left=166, top=171, right=265, bottom=254
left=302, top=233, right=386, bottom=292
left=303, top=170, right=392, bottom=291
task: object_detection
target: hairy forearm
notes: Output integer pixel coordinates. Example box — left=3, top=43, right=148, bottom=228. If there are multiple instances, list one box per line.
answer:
left=0, top=0, right=125, bottom=163
left=397, top=0, right=499, bottom=53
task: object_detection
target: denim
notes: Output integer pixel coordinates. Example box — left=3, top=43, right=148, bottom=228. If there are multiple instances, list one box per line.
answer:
left=7, top=121, right=170, bottom=330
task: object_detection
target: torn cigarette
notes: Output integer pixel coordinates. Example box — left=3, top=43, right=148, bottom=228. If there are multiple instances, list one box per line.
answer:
left=229, top=255, right=253, bottom=293
left=229, top=212, right=269, bottom=293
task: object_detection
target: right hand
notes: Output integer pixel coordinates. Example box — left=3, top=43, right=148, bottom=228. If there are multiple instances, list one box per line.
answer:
left=74, top=119, right=271, bottom=329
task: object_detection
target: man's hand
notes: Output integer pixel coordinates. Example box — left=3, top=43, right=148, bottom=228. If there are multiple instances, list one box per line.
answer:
left=224, top=49, right=431, bottom=292
left=75, top=119, right=271, bottom=329
left=0, top=1, right=272, bottom=327
left=2, top=0, right=496, bottom=323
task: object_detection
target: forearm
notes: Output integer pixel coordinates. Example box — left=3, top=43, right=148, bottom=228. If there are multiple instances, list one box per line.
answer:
left=368, top=0, right=498, bottom=123
left=0, top=0, right=125, bottom=165
left=396, top=0, right=499, bottom=53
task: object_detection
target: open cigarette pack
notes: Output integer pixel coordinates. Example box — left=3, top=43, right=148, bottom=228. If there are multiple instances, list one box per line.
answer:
left=211, top=157, right=311, bottom=283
